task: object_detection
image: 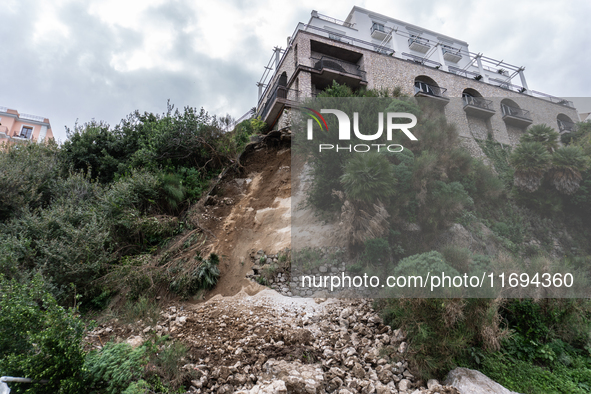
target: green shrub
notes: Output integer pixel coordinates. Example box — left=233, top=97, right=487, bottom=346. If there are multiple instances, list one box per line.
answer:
left=420, top=181, right=473, bottom=231
left=0, top=274, right=86, bottom=394
left=4, top=198, right=112, bottom=304
left=361, top=238, right=391, bottom=265
left=149, top=341, right=193, bottom=390
left=196, top=253, right=221, bottom=290
left=441, top=246, right=472, bottom=273
left=379, top=297, right=505, bottom=379
left=84, top=342, right=149, bottom=394
left=393, top=251, right=459, bottom=278
left=478, top=351, right=591, bottom=394
left=0, top=142, right=62, bottom=221
left=119, top=296, right=160, bottom=326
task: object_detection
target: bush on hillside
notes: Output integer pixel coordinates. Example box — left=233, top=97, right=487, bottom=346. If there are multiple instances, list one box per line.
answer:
left=0, top=274, right=86, bottom=394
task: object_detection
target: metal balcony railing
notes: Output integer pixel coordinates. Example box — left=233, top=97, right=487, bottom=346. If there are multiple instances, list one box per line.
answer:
left=448, top=66, right=481, bottom=79
left=408, top=36, right=430, bottom=46
left=311, top=56, right=366, bottom=80
left=20, top=113, right=45, bottom=122
left=414, top=81, right=447, bottom=97
left=371, top=23, right=387, bottom=34
left=402, top=53, right=442, bottom=69
left=442, top=47, right=462, bottom=62
left=463, top=96, right=494, bottom=110
left=558, top=119, right=576, bottom=133
left=258, top=83, right=300, bottom=121
left=501, top=104, right=531, bottom=120
left=529, top=91, right=575, bottom=108
left=317, top=13, right=354, bottom=29
left=259, top=85, right=286, bottom=121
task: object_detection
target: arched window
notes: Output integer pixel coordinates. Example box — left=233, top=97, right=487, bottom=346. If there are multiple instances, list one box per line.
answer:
left=500, top=98, right=532, bottom=127
left=557, top=114, right=575, bottom=134
left=414, top=75, right=442, bottom=97
left=500, top=99, right=521, bottom=117
left=462, top=88, right=482, bottom=106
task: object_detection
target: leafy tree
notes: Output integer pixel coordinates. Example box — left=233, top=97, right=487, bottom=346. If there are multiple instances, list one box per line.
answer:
left=0, top=142, right=62, bottom=221
left=510, top=142, right=552, bottom=192
left=0, top=274, right=86, bottom=394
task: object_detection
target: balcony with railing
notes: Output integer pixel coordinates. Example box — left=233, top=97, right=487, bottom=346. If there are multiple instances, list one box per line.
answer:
left=258, top=72, right=301, bottom=124
left=442, top=47, right=462, bottom=63
left=316, top=13, right=355, bottom=29
left=311, top=55, right=366, bottom=80
left=408, top=35, right=430, bottom=54
left=557, top=119, right=576, bottom=134
left=414, top=81, right=449, bottom=106
left=501, top=104, right=532, bottom=128
left=448, top=66, right=481, bottom=79
left=402, top=53, right=442, bottom=69
left=463, top=96, right=495, bottom=118
left=370, top=22, right=391, bottom=41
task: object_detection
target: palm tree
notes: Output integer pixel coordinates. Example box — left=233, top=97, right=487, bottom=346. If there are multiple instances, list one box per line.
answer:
left=521, top=124, right=560, bottom=153
left=550, top=146, right=589, bottom=195
left=340, top=152, right=397, bottom=203
left=510, top=142, right=552, bottom=192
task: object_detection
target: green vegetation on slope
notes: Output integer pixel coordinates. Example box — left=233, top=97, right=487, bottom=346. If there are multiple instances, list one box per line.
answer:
left=300, top=83, right=591, bottom=389
left=0, top=105, right=265, bottom=392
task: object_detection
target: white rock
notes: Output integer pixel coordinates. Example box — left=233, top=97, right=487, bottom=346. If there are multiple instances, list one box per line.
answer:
left=125, top=335, right=144, bottom=348
left=444, top=367, right=520, bottom=394
left=427, top=379, right=441, bottom=389
left=398, top=342, right=408, bottom=354
left=398, top=379, right=411, bottom=391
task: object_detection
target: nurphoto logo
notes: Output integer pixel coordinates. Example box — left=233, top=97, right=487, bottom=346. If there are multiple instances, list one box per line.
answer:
left=302, top=107, right=418, bottom=152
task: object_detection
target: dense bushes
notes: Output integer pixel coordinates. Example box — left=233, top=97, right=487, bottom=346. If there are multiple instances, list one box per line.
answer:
left=379, top=297, right=506, bottom=379
left=0, top=274, right=87, bottom=393
left=302, top=84, right=591, bottom=388
left=0, top=108, right=264, bottom=307
left=0, top=142, right=61, bottom=221
left=0, top=105, right=263, bottom=392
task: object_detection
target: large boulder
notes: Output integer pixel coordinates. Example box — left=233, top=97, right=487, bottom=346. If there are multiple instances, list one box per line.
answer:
left=444, top=368, right=520, bottom=394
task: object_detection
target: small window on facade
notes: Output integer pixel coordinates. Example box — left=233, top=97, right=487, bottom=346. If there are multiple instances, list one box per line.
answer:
left=20, top=126, right=33, bottom=139
left=294, top=44, right=298, bottom=67
left=372, top=22, right=385, bottom=32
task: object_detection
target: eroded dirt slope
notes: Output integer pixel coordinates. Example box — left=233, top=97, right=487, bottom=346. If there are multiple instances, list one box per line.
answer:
left=195, top=142, right=291, bottom=299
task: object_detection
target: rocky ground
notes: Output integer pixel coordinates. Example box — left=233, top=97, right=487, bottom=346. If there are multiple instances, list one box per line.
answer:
left=86, top=289, right=459, bottom=394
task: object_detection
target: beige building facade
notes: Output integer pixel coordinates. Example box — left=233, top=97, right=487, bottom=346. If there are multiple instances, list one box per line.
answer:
left=0, top=106, right=53, bottom=147
left=256, top=7, right=579, bottom=152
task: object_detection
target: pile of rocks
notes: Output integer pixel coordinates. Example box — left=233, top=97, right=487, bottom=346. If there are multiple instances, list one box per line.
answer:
left=85, top=291, right=460, bottom=393
left=175, top=295, right=458, bottom=393
left=245, top=249, right=292, bottom=296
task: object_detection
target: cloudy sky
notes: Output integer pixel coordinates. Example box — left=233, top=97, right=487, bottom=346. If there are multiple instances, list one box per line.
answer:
left=2, top=0, right=591, bottom=142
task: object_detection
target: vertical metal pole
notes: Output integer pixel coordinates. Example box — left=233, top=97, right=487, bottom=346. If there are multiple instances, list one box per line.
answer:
left=518, top=68, right=529, bottom=93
